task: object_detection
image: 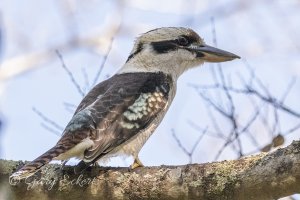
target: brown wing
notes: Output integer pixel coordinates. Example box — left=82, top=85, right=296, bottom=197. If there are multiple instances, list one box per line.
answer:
left=58, top=72, right=172, bottom=163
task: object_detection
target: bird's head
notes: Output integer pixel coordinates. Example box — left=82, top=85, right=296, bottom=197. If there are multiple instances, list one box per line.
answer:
left=121, top=27, right=240, bottom=78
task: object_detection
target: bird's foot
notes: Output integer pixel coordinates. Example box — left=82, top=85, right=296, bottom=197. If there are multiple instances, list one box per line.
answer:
left=130, top=157, right=144, bottom=170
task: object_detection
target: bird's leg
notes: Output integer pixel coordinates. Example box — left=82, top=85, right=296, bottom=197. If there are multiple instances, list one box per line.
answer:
left=92, top=162, right=100, bottom=167
left=130, top=157, right=144, bottom=170
left=54, top=160, right=69, bottom=177
left=60, top=160, right=69, bottom=170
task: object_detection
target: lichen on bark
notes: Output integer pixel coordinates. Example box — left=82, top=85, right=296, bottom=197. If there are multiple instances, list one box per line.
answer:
left=0, top=140, right=299, bottom=200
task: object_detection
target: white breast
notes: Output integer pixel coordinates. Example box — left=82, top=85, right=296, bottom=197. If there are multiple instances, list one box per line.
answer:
left=99, top=82, right=177, bottom=162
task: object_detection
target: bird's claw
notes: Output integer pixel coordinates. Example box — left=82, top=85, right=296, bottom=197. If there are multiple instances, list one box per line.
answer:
left=130, top=158, right=144, bottom=170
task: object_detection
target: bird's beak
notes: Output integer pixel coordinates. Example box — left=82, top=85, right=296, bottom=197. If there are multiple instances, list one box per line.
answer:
left=192, top=44, right=240, bottom=62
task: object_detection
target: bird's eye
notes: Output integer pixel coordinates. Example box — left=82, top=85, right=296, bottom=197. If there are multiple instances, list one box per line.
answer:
left=177, top=36, right=189, bottom=46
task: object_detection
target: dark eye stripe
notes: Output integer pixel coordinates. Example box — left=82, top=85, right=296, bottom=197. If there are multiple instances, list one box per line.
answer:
left=151, top=35, right=199, bottom=54
left=151, top=40, right=177, bottom=53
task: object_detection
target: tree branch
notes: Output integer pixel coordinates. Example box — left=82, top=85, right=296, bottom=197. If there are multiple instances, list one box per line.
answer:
left=1, top=140, right=300, bottom=200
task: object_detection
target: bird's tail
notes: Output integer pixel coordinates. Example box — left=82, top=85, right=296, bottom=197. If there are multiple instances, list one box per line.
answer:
left=9, top=145, right=68, bottom=180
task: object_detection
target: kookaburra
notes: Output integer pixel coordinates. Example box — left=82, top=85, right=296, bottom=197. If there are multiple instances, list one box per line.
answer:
left=10, top=27, right=239, bottom=179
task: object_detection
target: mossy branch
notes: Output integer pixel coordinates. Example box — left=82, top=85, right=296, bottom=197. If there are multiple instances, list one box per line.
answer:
left=1, top=140, right=300, bottom=200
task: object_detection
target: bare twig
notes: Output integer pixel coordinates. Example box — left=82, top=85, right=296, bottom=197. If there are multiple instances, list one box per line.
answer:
left=92, top=23, right=121, bottom=87
left=187, top=120, right=220, bottom=138
left=171, top=129, right=190, bottom=161
left=280, top=77, right=296, bottom=103
left=187, top=20, right=299, bottom=160
left=190, top=65, right=300, bottom=158
left=40, top=123, right=62, bottom=137
left=91, top=36, right=114, bottom=87
left=210, top=17, right=218, bottom=47
left=171, top=128, right=207, bottom=163
left=283, top=122, right=300, bottom=136
left=81, top=67, right=90, bottom=93
left=55, top=50, right=85, bottom=97
left=32, top=107, right=64, bottom=133
left=63, top=102, right=77, bottom=114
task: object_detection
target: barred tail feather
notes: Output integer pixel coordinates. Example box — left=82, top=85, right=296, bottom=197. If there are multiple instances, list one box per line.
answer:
left=9, top=145, right=67, bottom=180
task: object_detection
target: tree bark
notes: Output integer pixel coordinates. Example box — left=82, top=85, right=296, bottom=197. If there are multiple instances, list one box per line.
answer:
left=1, top=140, right=300, bottom=200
